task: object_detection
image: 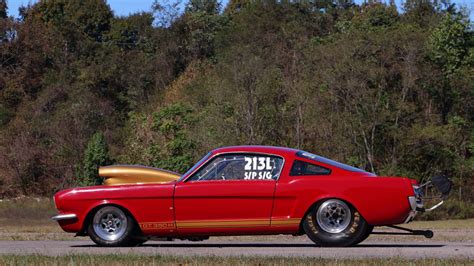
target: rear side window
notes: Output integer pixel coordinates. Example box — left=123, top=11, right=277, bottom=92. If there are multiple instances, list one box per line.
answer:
left=290, top=160, right=331, bottom=176
left=296, top=150, right=370, bottom=173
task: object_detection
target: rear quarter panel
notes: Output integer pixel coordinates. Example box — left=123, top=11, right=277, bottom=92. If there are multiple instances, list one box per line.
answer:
left=273, top=173, right=414, bottom=226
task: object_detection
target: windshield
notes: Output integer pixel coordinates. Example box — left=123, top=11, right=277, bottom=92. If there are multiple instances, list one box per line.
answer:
left=179, top=152, right=213, bottom=181
left=296, top=150, right=374, bottom=174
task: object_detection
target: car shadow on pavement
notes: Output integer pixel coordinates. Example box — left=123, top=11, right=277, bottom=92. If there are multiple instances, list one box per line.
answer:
left=70, top=243, right=445, bottom=248
left=356, top=244, right=444, bottom=248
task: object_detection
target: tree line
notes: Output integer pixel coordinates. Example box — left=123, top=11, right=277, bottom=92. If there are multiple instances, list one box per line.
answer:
left=0, top=0, right=472, bottom=217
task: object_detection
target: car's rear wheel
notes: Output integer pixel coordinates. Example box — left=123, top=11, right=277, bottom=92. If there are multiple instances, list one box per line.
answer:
left=88, top=206, right=137, bottom=247
left=303, top=199, right=369, bottom=247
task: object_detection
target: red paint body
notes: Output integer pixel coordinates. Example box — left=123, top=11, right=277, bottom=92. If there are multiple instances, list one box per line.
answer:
left=54, top=146, right=416, bottom=237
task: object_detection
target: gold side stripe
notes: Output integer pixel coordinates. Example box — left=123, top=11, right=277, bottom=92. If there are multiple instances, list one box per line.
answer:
left=271, top=218, right=301, bottom=226
left=174, top=218, right=301, bottom=228
left=177, top=219, right=268, bottom=228
left=178, top=224, right=269, bottom=228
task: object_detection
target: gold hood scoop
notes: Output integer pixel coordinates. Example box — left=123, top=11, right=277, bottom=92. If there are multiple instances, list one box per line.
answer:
left=99, top=165, right=181, bottom=186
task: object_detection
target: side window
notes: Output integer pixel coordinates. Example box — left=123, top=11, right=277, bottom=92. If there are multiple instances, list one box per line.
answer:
left=290, top=160, right=331, bottom=176
left=188, top=154, right=284, bottom=182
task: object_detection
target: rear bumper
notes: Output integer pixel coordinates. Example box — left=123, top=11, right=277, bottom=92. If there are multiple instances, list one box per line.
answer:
left=404, top=192, right=424, bottom=223
left=404, top=195, right=423, bottom=223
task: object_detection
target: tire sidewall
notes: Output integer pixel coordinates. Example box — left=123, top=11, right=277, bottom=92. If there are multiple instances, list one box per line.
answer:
left=354, top=225, right=373, bottom=245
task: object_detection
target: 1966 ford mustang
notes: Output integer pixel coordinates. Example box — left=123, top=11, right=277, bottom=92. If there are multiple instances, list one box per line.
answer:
left=52, top=146, right=451, bottom=247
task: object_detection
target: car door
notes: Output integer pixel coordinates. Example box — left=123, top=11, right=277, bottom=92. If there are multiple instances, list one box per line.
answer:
left=173, top=153, right=284, bottom=234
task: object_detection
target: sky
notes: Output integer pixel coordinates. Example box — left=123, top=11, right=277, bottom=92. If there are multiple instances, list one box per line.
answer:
left=4, top=0, right=474, bottom=20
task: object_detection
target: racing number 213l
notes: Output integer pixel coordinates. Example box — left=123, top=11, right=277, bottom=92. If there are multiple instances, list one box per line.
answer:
left=244, top=157, right=272, bottom=171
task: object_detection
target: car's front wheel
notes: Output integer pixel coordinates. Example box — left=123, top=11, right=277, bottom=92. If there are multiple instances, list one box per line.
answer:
left=303, top=199, right=370, bottom=247
left=88, top=205, right=137, bottom=247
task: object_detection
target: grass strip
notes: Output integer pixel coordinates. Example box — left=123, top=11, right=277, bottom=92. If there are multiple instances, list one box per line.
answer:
left=0, top=254, right=472, bottom=266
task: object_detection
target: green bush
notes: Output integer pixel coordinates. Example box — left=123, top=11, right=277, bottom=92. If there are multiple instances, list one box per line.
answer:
left=76, top=132, right=112, bottom=186
left=419, top=199, right=474, bottom=221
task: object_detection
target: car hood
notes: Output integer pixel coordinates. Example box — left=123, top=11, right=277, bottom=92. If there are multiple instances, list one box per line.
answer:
left=55, top=181, right=176, bottom=203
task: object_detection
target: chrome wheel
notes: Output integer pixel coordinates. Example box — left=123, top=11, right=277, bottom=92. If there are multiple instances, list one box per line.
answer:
left=316, top=199, right=351, bottom=233
left=92, top=206, right=128, bottom=241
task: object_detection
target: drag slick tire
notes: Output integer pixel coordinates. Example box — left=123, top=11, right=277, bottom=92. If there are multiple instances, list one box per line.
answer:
left=353, top=225, right=373, bottom=245
left=88, top=205, right=137, bottom=247
left=303, top=199, right=370, bottom=247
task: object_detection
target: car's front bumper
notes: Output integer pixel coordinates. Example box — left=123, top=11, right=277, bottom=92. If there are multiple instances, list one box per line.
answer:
left=51, top=213, right=77, bottom=221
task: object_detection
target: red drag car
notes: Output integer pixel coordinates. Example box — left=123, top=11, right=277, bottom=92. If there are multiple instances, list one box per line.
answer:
left=52, top=146, right=450, bottom=247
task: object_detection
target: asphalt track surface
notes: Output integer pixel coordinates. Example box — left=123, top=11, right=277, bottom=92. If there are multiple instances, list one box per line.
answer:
left=0, top=240, right=472, bottom=258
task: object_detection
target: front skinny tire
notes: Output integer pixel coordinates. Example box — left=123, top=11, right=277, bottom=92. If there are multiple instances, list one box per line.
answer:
left=88, top=206, right=136, bottom=247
